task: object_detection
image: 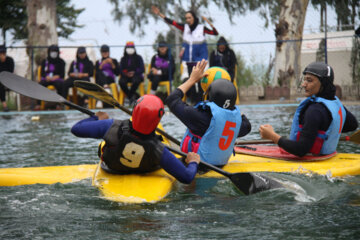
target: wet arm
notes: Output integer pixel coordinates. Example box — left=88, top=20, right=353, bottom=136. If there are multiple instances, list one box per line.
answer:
left=160, top=147, right=198, bottom=184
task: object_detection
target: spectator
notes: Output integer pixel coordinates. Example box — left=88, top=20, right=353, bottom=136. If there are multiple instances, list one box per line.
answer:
left=147, top=41, right=175, bottom=95
left=39, top=44, right=65, bottom=96
left=119, top=41, right=145, bottom=104
left=63, top=46, right=94, bottom=99
left=0, top=45, right=14, bottom=111
left=95, top=44, right=119, bottom=88
left=209, top=37, right=237, bottom=82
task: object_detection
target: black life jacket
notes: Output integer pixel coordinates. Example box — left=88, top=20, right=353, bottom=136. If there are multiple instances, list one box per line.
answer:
left=101, top=120, right=164, bottom=173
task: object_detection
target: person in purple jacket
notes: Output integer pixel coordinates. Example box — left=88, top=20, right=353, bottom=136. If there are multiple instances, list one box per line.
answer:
left=95, top=44, right=119, bottom=88
left=119, top=41, right=145, bottom=105
left=71, top=95, right=200, bottom=184
left=147, top=41, right=175, bottom=95
left=39, top=44, right=65, bottom=96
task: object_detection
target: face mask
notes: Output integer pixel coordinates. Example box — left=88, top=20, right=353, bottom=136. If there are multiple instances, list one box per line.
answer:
left=50, top=51, right=58, bottom=59
left=126, top=48, right=135, bottom=55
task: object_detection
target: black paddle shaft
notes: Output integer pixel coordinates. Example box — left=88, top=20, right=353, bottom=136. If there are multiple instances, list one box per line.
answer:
left=167, top=146, right=282, bottom=195
left=0, top=72, right=94, bottom=116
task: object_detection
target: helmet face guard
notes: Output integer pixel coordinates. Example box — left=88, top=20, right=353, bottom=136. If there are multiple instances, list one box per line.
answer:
left=132, top=95, right=164, bottom=135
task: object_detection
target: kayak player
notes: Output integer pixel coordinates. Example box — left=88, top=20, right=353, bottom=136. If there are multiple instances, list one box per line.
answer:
left=259, top=62, right=358, bottom=157
left=71, top=95, right=200, bottom=184
left=166, top=59, right=251, bottom=166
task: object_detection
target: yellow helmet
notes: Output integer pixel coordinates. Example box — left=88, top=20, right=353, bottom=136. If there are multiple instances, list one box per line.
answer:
left=201, top=67, right=231, bottom=100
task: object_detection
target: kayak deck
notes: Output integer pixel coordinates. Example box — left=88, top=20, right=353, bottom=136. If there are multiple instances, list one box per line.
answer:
left=201, top=153, right=360, bottom=178
left=0, top=164, right=97, bottom=186
left=92, top=162, right=175, bottom=203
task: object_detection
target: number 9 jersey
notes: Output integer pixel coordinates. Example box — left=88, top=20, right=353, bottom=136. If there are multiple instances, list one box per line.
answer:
left=101, top=119, right=165, bottom=173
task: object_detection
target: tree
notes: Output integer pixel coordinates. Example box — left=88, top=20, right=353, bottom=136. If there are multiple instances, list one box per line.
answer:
left=0, top=0, right=27, bottom=43
left=0, top=0, right=84, bottom=43
left=109, top=0, right=360, bottom=95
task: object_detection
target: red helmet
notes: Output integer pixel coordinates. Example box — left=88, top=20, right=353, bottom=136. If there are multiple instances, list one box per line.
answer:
left=132, top=95, right=164, bottom=135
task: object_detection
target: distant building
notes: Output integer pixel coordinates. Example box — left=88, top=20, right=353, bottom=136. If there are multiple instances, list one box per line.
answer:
left=301, top=30, right=359, bottom=100
left=302, top=30, right=354, bottom=86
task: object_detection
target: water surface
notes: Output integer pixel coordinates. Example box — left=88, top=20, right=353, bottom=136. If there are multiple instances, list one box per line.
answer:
left=0, top=104, right=359, bottom=239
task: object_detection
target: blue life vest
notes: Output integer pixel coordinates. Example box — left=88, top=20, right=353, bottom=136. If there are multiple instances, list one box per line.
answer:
left=181, top=102, right=241, bottom=165
left=182, top=24, right=208, bottom=62
left=289, top=96, right=346, bottom=155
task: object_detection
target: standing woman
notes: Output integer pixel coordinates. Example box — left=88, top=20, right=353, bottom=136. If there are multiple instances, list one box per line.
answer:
left=152, top=5, right=218, bottom=103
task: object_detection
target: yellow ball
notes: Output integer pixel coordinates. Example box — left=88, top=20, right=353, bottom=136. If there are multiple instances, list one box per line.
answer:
left=200, top=67, right=231, bottom=93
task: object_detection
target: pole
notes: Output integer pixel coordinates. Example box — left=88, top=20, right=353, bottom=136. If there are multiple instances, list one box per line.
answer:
left=324, top=4, right=328, bottom=64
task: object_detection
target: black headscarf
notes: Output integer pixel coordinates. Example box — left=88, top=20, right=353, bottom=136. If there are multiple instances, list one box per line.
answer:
left=185, top=11, right=199, bottom=32
left=317, top=78, right=336, bottom=100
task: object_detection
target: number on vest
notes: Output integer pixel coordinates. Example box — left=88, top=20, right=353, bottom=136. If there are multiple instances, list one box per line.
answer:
left=119, top=142, right=145, bottom=168
left=338, top=107, right=343, bottom=133
left=219, top=121, right=236, bottom=150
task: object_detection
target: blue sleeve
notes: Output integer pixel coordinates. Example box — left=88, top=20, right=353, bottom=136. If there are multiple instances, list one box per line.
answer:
left=160, top=147, right=198, bottom=184
left=71, top=116, right=114, bottom=139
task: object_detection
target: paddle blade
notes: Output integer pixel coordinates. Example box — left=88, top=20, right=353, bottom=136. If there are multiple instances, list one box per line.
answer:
left=230, top=172, right=283, bottom=195
left=74, top=80, right=120, bottom=107
left=0, top=71, right=65, bottom=102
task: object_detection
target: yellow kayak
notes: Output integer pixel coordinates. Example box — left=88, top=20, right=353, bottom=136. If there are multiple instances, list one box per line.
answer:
left=204, top=152, right=360, bottom=178
left=1, top=152, right=359, bottom=186
left=0, top=164, right=97, bottom=186
left=92, top=161, right=175, bottom=203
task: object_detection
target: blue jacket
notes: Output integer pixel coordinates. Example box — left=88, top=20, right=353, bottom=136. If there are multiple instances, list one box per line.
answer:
left=289, top=96, right=346, bottom=155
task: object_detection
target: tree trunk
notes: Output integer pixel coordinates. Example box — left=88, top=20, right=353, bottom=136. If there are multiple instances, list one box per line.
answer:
left=272, top=0, right=309, bottom=97
left=26, top=0, right=58, bottom=81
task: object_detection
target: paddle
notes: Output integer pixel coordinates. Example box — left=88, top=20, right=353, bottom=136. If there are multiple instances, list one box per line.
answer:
left=0, top=71, right=94, bottom=116
left=235, top=129, right=360, bottom=146
left=166, top=146, right=282, bottom=195
left=74, top=80, right=182, bottom=146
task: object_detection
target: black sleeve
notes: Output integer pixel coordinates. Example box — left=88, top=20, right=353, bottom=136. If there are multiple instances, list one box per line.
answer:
left=112, top=58, right=119, bottom=75
left=278, top=104, right=328, bottom=157
left=150, top=55, right=156, bottom=69
left=87, top=60, right=94, bottom=77
left=60, top=60, right=66, bottom=79
left=342, top=107, right=358, bottom=132
left=170, top=56, right=175, bottom=78
left=209, top=51, right=215, bottom=67
left=166, top=88, right=211, bottom=136
left=8, top=57, right=14, bottom=73
left=238, top=114, right=251, bottom=137
left=40, top=60, right=46, bottom=78
left=229, top=50, right=237, bottom=69
left=68, top=61, right=74, bottom=76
